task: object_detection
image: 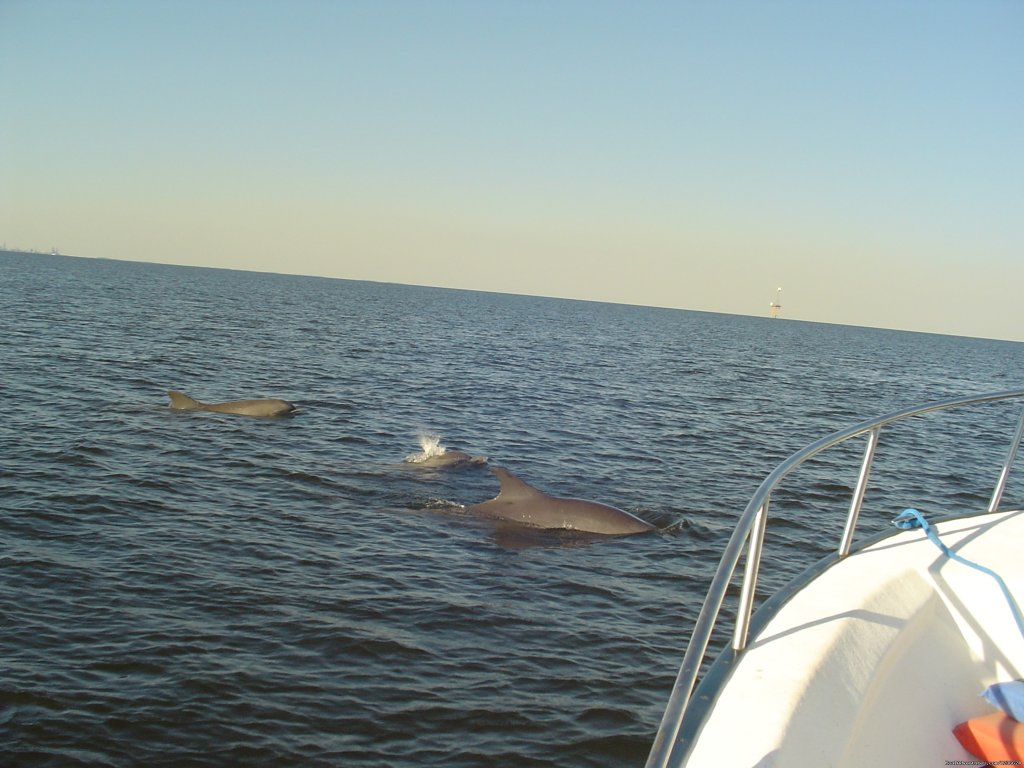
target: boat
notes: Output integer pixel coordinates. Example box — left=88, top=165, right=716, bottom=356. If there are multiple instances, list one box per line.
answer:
left=646, top=389, right=1024, bottom=767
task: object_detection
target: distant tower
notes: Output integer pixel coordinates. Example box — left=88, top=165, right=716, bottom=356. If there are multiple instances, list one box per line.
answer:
left=769, top=287, right=782, bottom=319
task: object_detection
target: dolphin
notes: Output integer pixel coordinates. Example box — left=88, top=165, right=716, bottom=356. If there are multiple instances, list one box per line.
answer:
left=407, top=449, right=487, bottom=468
left=404, top=433, right=487, bottom=468
left=167, top=390, right=296, bottom=418
left=468, top=466, right=654, bottom=535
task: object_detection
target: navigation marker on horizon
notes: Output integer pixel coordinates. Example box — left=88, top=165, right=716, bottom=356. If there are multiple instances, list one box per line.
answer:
left=769, top=287, right=783, bottom=319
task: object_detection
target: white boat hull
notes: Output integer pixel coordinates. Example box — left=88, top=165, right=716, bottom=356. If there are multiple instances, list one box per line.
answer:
left=685, top=509, right=1024, bottom=767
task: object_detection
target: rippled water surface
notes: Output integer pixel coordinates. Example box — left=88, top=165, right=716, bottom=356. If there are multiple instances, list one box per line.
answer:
left=2, top=251, right=1023, bottom=766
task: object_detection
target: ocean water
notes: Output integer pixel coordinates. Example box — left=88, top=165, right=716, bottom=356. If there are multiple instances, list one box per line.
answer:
left=2, top=251, right=1022, bottom=767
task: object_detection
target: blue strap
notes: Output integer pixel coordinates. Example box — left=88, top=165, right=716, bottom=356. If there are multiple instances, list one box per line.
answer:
left=893, top=508, right=1024, bottom=639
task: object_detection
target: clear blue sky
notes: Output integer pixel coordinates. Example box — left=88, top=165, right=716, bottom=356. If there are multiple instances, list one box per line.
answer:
left=2, top=0, right=1021, bottom=340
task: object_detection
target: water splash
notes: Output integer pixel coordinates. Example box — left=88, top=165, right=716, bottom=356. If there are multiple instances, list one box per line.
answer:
left=404, top=432, right=448, bottom=463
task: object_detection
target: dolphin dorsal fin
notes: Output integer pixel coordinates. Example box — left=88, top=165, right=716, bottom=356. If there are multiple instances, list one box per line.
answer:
left=492, top=467, right=546, bottom=501
left=167, top=390, right=202, bottom=410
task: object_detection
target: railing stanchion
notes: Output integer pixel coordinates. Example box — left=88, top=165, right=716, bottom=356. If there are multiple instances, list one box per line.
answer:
left=989, top=408, right=1024, bottom=513
left=734, top=498, right=770, bottom=652
left=839, top=426, right=881, bottom=557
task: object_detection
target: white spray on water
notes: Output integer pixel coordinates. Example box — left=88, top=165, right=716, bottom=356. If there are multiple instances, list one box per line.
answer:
left=405, top=432, right=448, bottom=463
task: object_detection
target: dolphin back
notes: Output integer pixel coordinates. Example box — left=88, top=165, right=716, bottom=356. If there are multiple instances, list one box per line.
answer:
left=551, top=497, right=655, bottom=535
left=167, top=390, right=295, bottom=417
left=475, top=467, right=654, bottom=535
left=204, top=398, right=295, bottom=417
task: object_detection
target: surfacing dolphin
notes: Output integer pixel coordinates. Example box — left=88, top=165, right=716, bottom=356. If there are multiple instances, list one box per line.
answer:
left=404, top=433, right=487, bottom=468
left=167, top=390, right=296, bottom=418
left=469, top=466, right=654, bottom=536
left=408, top=449, right=487, bottom=468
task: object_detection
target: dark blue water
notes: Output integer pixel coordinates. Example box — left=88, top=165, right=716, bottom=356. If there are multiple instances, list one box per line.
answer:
left=2, top=251, right=1022, bottom=767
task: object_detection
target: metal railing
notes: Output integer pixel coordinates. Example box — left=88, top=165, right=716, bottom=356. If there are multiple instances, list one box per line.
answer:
left=645, top=388, right=1024, bottom=768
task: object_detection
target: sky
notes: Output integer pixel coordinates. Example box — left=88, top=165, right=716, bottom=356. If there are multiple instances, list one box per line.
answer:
left=1, top=0, right=1021, bottom=340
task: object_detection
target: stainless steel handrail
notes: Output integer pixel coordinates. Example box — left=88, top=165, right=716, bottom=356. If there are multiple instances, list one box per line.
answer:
left=645, top=388, right=1024, bottom=768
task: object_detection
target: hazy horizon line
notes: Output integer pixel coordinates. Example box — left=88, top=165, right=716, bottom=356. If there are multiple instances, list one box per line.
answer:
left=5, top=246, right=1022, bottom=346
